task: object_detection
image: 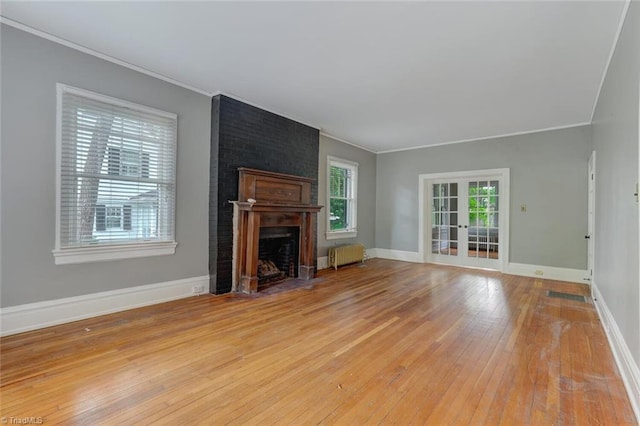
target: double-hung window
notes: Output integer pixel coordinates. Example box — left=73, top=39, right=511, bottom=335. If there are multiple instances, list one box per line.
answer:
left=327, top=156, right=358, bottom=239
left=53, top=84, right=177, bottom=264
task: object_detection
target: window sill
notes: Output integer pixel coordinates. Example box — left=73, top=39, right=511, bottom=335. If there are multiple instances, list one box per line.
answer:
left=52, top=241, right=177, bottom=265
left=326, top=230, right=358, bottom=240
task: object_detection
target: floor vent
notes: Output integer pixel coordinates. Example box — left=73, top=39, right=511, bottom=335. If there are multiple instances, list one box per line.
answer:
left=546, top=290, right=588, bottom=303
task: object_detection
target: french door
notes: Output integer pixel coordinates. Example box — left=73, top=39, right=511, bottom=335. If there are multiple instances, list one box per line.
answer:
left=425, top=170, right=508, bottom=271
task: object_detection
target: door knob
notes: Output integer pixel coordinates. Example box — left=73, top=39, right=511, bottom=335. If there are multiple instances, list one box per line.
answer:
left=585, top=235, right=590, bottom=239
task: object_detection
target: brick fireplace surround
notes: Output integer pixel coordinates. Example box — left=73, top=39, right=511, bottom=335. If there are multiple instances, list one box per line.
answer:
left=209, top=95, right=320, bottom=294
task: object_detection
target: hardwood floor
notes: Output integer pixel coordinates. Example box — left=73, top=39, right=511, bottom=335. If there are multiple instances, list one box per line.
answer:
left=1, top=259, right=636, bottom=425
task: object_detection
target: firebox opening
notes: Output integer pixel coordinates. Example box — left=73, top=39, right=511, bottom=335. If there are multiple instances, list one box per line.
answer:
left=258, top=227, right=299, bottom=288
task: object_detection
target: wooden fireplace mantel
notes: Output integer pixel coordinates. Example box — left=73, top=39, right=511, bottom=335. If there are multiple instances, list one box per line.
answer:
left=232, top=168, right=323, bottom=294
left=235, top=202, right=323, bottom=213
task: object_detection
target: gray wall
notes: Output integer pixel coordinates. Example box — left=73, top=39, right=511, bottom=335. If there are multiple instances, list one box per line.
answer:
left=1, top=25, right=211, bottom=307
left=376, top=126, right=592, bottom=269
left=318, top=134, right=376, bottom=257
left=591, top=2, right=639, bottom=366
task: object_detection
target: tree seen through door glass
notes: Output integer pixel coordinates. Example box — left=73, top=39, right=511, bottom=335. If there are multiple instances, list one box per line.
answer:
left=468, top=183, right=498, bottom=227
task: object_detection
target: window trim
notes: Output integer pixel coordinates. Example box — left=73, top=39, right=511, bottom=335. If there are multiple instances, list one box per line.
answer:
left=52, top=242, right=178, bottom=265
left=53, top=84, right=178, bottom=265
left=326, top=156, right=358, bottom=240
left=105, top=206, right=123, bottom=230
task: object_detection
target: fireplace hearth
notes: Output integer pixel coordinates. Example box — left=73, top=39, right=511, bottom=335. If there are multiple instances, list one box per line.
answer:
left=231, top=168, right=322, bottom=294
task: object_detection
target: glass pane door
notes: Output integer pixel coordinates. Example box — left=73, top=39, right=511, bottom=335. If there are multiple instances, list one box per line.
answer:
left=431, top=182, right=459, bottom=260
left=427, top=175, right=503, bottom=270
left=467, top=180, right=499, bottom=262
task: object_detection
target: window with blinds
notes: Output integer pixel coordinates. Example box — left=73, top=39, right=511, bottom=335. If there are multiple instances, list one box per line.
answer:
left=53, top=84, right=177, bottom=265
left=327, top=156, right=358, bottom=239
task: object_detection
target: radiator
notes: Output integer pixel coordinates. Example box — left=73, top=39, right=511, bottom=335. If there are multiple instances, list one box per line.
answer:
left=328, top=244, right=366, bottom=270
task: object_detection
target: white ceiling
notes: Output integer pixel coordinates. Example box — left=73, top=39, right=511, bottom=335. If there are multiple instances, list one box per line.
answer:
left=1, top=1, right=628, bottom=153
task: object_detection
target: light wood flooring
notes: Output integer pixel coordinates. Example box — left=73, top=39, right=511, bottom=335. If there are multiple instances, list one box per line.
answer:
left=0, top=259, right=636, bottom=424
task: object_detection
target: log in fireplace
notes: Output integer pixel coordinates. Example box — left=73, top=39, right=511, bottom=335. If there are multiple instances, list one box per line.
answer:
left=231, top=168, right=323, bottom=294
left=257, top=226, right=299, bottom=284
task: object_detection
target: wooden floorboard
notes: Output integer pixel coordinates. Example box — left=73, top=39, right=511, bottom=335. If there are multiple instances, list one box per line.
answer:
left=0, top=259, right=636, bottom=425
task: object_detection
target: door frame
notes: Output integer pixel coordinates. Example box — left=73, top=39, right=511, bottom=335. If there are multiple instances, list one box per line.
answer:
left=587, top=150, right=596, bottom=287
left=418, top=168, right=510, bottom=272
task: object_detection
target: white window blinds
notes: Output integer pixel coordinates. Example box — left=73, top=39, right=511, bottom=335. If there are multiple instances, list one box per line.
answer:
left=55, top=84, right=177, bottom=261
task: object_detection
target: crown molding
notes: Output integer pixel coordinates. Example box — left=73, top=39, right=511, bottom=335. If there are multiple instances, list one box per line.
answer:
left=320, top=132, right=377, bottom=154
left=376, top=122, right=591, bottom=154
left=0, top=17, right=214, bottom=97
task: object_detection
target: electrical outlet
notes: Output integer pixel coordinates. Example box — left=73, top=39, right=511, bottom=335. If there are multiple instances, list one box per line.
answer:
left=192, top=285, right=204, bottom=294
left=534, top=270, right=544, bottom=276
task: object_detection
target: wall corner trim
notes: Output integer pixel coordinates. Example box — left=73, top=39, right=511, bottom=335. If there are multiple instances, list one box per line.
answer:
left=506, top=263, right=588, bottom=284
left=0, top=275, right=210, bottom=336
left=592, top=284, right=640, bottom=422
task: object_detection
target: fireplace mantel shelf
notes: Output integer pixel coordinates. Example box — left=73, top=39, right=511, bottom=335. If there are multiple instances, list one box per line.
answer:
left=231, top=201, right=323, bottom=213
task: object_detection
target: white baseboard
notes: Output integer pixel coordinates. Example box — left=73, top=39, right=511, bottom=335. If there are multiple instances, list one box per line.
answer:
left=319, top=248, right=420, bottom=268
left=592, top=284, right=640, bottom=422
left=507, top=262, right=588, bottom=284
left=317, top=256, right=328, bottom=270
left=359, top=254, right=587, bottom=283
left=0, top=275, right=210, bottom=336
left=369, top=248, right=421, bottom=263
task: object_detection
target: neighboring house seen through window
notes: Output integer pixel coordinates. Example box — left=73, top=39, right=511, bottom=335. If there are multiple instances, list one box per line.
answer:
left=53, top=84, right=178, bottom=264
left=327, top=156, right=358, bottom=239
left=105, top=206, right=123, bottom=229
